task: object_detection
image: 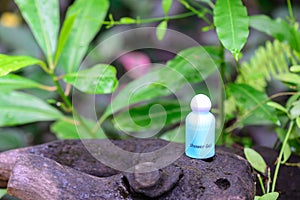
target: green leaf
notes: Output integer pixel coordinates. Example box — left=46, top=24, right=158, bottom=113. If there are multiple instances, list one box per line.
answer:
left=162, top=0, right=173, bottom=15
left=296, top=117, right=300, bottom=128
left=51, top=118, right=106, bottom=139
left=203, top=46, right=222, bottom=66
left=0, top=190, right=6, bottom=198
left=250, top=15, right=287, bottom=41
left=120, top=17, right=136, bottom=24
left=277, top=73, right=300, bottom=85
left=54, top=14, right=76, bottom=66
left=0, top=54, right=46, bottom=76
left=266, top=101, right=288, bottom=114
left=213, top=0, right=249, bottom=59
left=0, top=74, right=44, bottom=91
left=286, top=94, right=300, bottom=110
left=197, top=0, right=213, bottom=4
left=282, top=143, right=291, bottom=164
left=237, top=40, right=293, bottom=91
left=102, top=46, right=217, bottom=120
left=63, top=64, right=118, bottom=94
left=56, top=0, right=109, bottom=73
left=290, top=65, right=300, bottom=73
left=156, top=20, right=168, bottom=41
left=276, top=127, right=290, bottom=142
left=290, top=100, right=300, bottom=119
left=0, top=129, right=27, bottom=151
left=255, top=192, right=279, bottom=200
left=250, top=15, right=300, bottom=52
left=0, top=91, right=62, bottom=127
left=244, top=147, right=267, bottom=174
left=160, top=125, right=185, bottom=143
left=227, top=84, right=279, bottom=126
left=113, top=101, right=189, bottom=132
left=14, top=0, right=59, bottom=64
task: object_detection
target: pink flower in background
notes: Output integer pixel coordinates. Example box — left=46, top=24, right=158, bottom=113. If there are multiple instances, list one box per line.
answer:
left=118, top=52, right=151, bottom=79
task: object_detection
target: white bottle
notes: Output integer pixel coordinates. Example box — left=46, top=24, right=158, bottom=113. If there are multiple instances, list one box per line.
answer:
left=185, top=94, right=215, bottom=159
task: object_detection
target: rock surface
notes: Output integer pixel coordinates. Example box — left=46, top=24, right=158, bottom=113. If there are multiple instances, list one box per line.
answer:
left=0, top=139, right=255, bottom=200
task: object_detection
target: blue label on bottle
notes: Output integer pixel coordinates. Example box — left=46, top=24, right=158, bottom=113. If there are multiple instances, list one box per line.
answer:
left=185, top=117, right=215, bottom=159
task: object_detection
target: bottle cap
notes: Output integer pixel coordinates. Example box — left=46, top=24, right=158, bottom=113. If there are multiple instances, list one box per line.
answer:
left=190, top=94, right=211, bottom=112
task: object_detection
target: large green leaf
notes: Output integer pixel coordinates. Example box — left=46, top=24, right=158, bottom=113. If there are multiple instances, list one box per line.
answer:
left=227, top=83, right=279, bottom=126
left=0, top=74, right=44, bottom=91
left=113, top=101, right=189, bottom=132
left=0, top=54, right=46, bottom=76
left=0, top=91, right=62, bottom=127
left=250, top=15, right=300, bottom=52
left=244, top=147, right=267, bottom=174
left=63, top=64, right=118, bottom=94
left=55, top=0, right=109, bottom=73
left=213, top=0, right=249, bottom=59
left=14, top=0, right=59, bottom=64
left=51, top=118, right=106, bottom=139
left=102, top=46, right=217, bottom=121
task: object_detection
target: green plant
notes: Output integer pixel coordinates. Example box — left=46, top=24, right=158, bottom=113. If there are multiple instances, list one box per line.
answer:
left=1, top=0, right=300, bottom=199
left=0, top=189, right=6, bottom=199
left=0, top=0, right=116, bottom=139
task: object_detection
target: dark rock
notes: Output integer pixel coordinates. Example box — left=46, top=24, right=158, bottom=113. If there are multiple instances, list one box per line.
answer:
left=126, top=162, right=183, bottom=198
left=0, top=139, right=255, bottom=199
left=8, top=154, right=129, bottom=200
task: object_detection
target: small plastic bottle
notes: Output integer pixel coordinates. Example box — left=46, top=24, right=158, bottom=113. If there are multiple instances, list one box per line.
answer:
left=185, top=94, right=215, bottom=159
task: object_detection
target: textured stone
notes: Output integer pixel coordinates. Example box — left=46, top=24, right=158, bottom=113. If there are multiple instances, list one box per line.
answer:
left=0, top=139, right=255, bottom=200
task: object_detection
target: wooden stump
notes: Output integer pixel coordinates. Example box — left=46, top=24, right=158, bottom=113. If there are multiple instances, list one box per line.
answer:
left=0, top=139, right=255, bottom=200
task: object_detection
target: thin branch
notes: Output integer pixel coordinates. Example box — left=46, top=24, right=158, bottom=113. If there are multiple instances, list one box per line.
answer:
left=272, top=120, right=294, bottom=192
left=225, top=91, right=300, bottom=133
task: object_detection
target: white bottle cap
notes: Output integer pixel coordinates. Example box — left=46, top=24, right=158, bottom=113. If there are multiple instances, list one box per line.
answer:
left=190, top=94, right=211, bottom=112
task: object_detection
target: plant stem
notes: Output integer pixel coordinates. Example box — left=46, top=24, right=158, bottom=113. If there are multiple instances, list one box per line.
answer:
left=38, top=85, right=57, bottom=91
left=50, top=73, right=73, bottom=112
left=38, top=62, right=51, bottom=74
left=257, top=174, right=266, bottom=194
left=225, top=92, right=300, bottom=133
left=267, top=167, right=271, bottom=193
left=178, top=0, right=212, bottom=25
left=93, top=112, right=109, bottom=131
left=102, top=12, right=196, bottom=26
left=284, top=162, right=300, bottom=167
left=186, top=0, right=213, bottom=14
left=287, top=0, right=295, bottom=24
left=195, top=0, right=214, bottom=9
left=73, top=110, right=97, bottom=138
left=271, top=120, right=294, bottom=192
left=219, top=43, right=226, bottom=143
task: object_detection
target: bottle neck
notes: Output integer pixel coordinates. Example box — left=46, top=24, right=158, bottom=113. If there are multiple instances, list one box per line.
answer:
left=192, top=110, right=210, bottom=114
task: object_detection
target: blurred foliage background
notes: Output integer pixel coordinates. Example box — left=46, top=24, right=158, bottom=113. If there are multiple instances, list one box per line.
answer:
left=0, top=0, right=299, bottom=151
